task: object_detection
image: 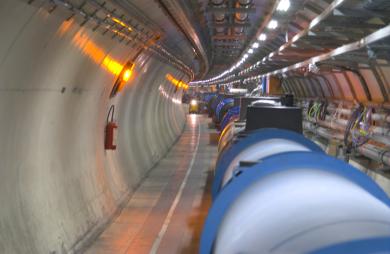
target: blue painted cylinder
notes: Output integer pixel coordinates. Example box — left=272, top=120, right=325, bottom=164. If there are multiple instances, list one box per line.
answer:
left=212, top=128, right=323, bottom=198
left=209, top=95, right=225, bottom=117
left=215, top=98, right=234, bottom=124
left=220, top=106, right=240, bottom=132
left=201, top=151, right=390, bottom=254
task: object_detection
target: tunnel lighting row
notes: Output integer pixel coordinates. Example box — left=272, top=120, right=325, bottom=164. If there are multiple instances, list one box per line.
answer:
left=195, top=0, right=351, bottom=88
left=243, top=75, right=262, bottom=85
left=219, top=80, right=241, bottom=88
left=190, top=0, right=290, bottom=86
left=237, top=0, right=347, bottom=79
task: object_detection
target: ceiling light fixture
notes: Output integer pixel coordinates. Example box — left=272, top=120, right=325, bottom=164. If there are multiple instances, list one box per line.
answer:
left=248, top=49, right=254, bottom=54
left=268, top=20, right=278, bottom=29
left=258, top=33, right=267, bottom=41
left=252, top=42, right=259, bottom=48
left=277, top=0, right=291, bottom=11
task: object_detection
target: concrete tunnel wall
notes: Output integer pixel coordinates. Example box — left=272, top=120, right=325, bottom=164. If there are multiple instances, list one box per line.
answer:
left=0, top=0, right=188, bottom=253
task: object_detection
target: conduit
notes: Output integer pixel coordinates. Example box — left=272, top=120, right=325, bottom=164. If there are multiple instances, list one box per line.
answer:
left=304, top=121, right=390, bottom=167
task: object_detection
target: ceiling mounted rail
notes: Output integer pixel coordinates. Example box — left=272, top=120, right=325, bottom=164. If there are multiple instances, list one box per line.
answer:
left=247, top=24, right=390, bottom=81
left=29, top=0, right=194, bottom=79
left=238, top=0, right=390, bottom=79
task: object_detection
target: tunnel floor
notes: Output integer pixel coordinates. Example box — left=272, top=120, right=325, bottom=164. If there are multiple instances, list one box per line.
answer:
left=85, top=115, right=218, bottom=254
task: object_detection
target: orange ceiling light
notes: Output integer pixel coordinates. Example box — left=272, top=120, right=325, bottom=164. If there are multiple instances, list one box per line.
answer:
left=166, top=74, right=189, bottom=90
left=122, top=69, right=132, bottom=82
left=121, top=63, right=135, bottom=82
left=70, top=30, right=139, bottom=98
left=71, top=30, right=126, bottom=77
left=115, top=62, right=135, bottom=93
left=102, top=56, right=123, bottom=76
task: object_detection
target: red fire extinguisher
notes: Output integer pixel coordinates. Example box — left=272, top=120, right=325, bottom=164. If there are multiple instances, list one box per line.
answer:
left=105, top=105, right=117, bottom=150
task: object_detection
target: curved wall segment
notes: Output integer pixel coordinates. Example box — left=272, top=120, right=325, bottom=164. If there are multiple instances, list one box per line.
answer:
left=0, top=0, right=187, bottom=253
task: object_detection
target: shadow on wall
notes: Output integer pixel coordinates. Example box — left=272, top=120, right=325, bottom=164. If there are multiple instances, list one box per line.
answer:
left=0, top=0, right=187, bottom=253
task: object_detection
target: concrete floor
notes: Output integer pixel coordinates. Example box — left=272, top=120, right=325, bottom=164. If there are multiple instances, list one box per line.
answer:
left=85, top=115, right=217, bottom=254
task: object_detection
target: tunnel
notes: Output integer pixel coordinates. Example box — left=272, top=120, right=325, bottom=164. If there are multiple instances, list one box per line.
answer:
left=1, top=0, right=390, bottom=253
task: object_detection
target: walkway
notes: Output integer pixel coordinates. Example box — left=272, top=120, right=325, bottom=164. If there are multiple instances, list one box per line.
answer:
left=85, top=115, right=217, bottom=254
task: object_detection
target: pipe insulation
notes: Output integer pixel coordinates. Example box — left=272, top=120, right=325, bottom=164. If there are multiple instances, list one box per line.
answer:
left=357, top=144, right=390, bottom=166
left=303, top=121, right=390, bottom=167
left=326, top=106, right=390, bottom=124
left=305, top=117, right=390, bottom=146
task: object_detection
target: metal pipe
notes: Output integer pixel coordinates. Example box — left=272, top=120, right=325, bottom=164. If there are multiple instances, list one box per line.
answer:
left=306, top=116, right=390, bottom=146
left=303, top=121, right=344, bottom=140
left=327, top=106, right=390, bottom=124
left=157, top=0, right=210, bottom=78
left=296, top=98, right=390, bottom=110
left=304, top=121, right=390, bottom=166
left=357, top=144, right=390, bottom=166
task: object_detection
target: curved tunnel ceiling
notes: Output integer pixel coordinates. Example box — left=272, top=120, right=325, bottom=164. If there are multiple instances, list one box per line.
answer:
left=114, top=0, right=209, bottom=77
left=203, top=0, right=275, bottom=77
left=188, top=0, right=390, bottom=105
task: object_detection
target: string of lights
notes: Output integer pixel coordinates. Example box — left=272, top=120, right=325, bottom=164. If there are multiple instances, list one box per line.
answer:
left=190, top=0, right=291, bottom=86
